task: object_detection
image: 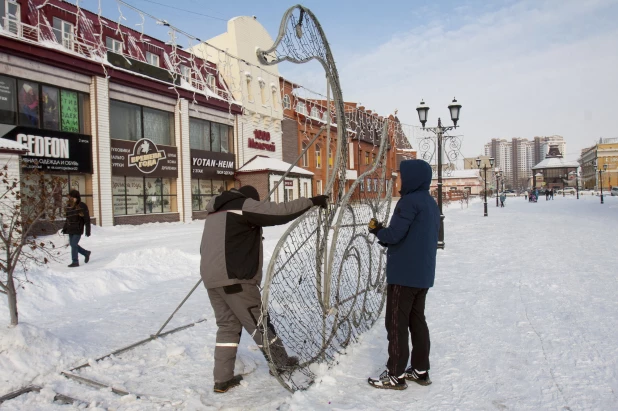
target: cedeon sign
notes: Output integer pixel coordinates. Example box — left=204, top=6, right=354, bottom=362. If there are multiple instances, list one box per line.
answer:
left=1, top=126, right=92, bottom=173
left=17, top=133, right=70, bottom=159
left=191, top=149, right=235, bottom=179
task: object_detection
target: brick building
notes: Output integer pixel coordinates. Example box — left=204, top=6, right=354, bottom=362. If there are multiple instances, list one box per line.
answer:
left=0, top=0, right=241, bottom=227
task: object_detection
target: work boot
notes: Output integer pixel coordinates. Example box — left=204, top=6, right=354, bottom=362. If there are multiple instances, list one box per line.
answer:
left=68, top=262, right=79, bottom=268
left=213, top=375, right=243, bottom=393
left=85, top=251, right=91, bottom=263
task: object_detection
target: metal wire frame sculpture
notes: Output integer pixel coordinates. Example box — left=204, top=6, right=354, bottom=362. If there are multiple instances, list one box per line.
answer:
left=256, top=5, right=393, bottom=392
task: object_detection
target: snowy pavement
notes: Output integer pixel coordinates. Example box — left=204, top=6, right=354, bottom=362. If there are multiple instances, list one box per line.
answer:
left=1, top=195, right=617, bottom=410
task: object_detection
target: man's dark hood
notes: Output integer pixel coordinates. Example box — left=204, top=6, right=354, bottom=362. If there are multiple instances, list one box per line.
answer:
left=399, top=160, right=433, bottom=195
left=208, top=189, right=248, bottom=212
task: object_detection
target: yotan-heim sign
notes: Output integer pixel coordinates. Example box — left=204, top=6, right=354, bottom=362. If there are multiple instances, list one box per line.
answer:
left=191, top=149, right=235, bottom=180
left=111, top=138, right=178, bottom=177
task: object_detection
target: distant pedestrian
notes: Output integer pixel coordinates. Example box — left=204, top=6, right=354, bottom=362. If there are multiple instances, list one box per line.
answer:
left=550, top=189, right=554, bottom=200
left=524, top=191, right=528, bottom=201
left=62, top=190, right=91, bottom=267
left=500, top=193, right=506, bottom=207
left=367, top=160, right=439, bottom=390
left=545, top=190, right=550, bottom=201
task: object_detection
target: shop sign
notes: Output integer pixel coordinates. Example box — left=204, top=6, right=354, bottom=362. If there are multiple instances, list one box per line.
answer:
left=248, top=129, right=275, bottom=152
left=191, top=149, right=235, bottom=179
left=111, top=138, right=178, bottom=177
left=1, top=126, right=92, bottom=173
left=284, top=180, right=293, bottom=187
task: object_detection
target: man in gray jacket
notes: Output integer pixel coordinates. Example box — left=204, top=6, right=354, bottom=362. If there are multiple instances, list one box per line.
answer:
left=200, top=185, right=328, bottom=393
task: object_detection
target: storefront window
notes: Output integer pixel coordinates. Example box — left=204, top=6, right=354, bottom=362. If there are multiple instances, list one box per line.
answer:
left=110, top=100, right=174, bottom=145
left=112, top=176, right=177, bottom=215
left=22, top=173, right=93, bottom=220
left=190, top=118, right=210, bottom=151
left=18, top=80, right=39, bottom=127
left=110, top=100, right=142, bottom=141
left=60, top=89, right=79, bottom=132
left=192, top=179, right=224, bottom=211
left=0, top=75, right=16, bottom=125
left=42, top=86, right=59, bottom=130
left=1, top=75, right=89, bottom=134
left=189, top=117, right=232, bottom=153
left=143, top=107, right=174, bottom=146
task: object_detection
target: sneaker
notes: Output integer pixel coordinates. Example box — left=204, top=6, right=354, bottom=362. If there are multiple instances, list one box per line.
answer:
left=85, top=251, right=91, bottom=264
left=404, top=367, right=432, bottom=386
left=368, top=370, right=407, bottom=390
left=213, top=375, right=243, bottom=393
left=68, top=262, right=79, bottom=268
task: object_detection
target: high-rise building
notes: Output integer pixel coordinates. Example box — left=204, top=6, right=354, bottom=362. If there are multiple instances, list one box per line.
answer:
left=483, top=136, right=563, bottom=189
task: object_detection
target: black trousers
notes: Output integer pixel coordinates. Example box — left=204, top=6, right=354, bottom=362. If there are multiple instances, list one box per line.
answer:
left=386, top=284, right=430, bottom=376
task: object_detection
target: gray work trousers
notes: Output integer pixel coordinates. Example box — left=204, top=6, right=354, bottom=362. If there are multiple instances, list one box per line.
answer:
left=207, top=283, right=292, bottom=382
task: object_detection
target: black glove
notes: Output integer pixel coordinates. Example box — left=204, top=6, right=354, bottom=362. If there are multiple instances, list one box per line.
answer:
left=310, top=195, right=329, bottom=209
left=368, top=218, right=384, bottom=235
left=377, top=240, right=388, bottom=248
left=86, top=232, right=91, bottom=237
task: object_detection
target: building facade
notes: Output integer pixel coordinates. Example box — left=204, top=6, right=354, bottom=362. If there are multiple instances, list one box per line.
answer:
left=0, top=0, right=241, bottom=227
left=190, top=17, right=284, bottom=169
left=578, top=138, right=618, bottom=189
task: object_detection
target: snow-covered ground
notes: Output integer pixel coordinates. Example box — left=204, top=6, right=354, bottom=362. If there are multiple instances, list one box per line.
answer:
left=1, top=195, right=617, bottom=410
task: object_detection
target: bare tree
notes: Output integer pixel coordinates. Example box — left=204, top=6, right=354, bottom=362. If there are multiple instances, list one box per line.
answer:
left=0, top=165, right=63, bottom=326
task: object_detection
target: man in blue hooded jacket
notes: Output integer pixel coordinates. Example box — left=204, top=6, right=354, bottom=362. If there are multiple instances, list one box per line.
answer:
left=367, top=159, right=440, bottom=390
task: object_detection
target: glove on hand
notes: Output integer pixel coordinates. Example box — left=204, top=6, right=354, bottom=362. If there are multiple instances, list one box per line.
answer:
left=310, top=195, right=329, bottom=209
left=368, top=218, right=384, bottom=235
left=86, top=233, right=91, bottom=237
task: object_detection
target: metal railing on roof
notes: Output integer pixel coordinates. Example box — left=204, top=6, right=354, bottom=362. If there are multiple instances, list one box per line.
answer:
left=0, top=17, right=228, bottom=101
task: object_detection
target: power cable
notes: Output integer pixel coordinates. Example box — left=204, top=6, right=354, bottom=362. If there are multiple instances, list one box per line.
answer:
left=126, top=0, right=228, bottom=21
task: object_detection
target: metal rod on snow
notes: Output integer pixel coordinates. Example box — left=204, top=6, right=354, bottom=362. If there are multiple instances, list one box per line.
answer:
left=154, top=278, right=203, bottom=337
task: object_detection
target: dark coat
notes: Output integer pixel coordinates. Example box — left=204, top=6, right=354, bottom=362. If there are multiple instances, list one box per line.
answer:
left=64, top=201, right=91, bottom=236
left=377, top=160, right=440, bottom=288
left=199, top=189, right=313, bottom=289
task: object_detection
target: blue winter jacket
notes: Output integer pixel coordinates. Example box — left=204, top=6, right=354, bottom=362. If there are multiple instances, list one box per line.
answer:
left=376, top=160, right=440, bottom=288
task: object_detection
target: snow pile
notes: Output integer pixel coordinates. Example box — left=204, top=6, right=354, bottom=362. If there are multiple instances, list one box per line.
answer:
left=0, top=323, right=84, bottom=393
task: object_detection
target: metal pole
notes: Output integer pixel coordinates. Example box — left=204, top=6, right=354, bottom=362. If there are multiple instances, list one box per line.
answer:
left=576, top=174, right=579, bottom=199
left=483, top=166, right=488, bottom=217
left=323, top=75, right=331, bottom=308
left=437, top=118, right=445, bottom=249
left=599, top=170, right=603, bottom=204
left=563, top=175, right=566, bottom=197
left=496, top=174, right=499, bottom=207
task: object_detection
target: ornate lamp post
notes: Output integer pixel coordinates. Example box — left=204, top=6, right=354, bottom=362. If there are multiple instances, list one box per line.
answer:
left=416, top=98, right=462, bottom=249
left=495, top=170, right=501, bottom=207
left=476, top=156, right=494, bottom=217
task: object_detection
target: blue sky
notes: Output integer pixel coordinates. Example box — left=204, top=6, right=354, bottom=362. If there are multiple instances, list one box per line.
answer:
left=84, top=0, right=618, bottom=159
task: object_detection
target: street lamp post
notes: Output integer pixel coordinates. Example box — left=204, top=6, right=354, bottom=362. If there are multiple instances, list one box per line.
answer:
left=477, top=157, right=495, bottom=217
left=495, top=170, right=501, bottom=207
left=562, top=173, right=567, bottom=197
left=416, top=98, right=462, bottom=250
left=595, top=163, right=608, bottom=204
left=571, top=171, right=579, bottom=199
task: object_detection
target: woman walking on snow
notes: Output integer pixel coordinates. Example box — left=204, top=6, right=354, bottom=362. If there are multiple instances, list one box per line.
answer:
left=500, top=193, right=506, bottom=207
left=63, top=190, right=91, bottom=267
